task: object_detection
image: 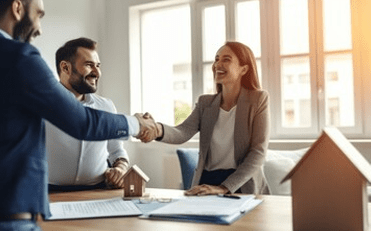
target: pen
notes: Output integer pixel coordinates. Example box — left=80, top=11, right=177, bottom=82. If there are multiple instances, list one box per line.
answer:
left=217, top=194, right=241, bottom=199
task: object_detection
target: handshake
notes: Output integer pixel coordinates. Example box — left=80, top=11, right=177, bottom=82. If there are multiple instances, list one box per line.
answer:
left=134, top=112, right=163, bottom=143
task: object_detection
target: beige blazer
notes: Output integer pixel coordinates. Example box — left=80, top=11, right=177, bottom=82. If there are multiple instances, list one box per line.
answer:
left=160, top=88, right=270, bottom=194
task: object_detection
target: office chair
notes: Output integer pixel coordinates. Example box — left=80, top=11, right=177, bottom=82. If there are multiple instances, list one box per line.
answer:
left=176, top=148, right=199, bottom=190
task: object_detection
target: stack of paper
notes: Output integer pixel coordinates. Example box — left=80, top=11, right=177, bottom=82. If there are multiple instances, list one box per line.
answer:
left=46, top=197, right=142, bottom=220
left=142, top=195, right=262, bottom=225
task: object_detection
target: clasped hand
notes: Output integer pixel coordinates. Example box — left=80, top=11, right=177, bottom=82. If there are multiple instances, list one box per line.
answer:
left=134, top=112, right=162, bottom=143
left=105, top=167, right=126, bottom=189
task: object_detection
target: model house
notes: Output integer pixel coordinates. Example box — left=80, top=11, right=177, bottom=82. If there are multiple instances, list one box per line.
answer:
left=281, top=127, right=371, bottom=231
left=122, top=165, right=150, bottom=197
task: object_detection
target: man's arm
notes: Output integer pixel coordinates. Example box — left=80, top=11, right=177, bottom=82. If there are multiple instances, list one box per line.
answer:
left=16, top=44, right=157, bottom=141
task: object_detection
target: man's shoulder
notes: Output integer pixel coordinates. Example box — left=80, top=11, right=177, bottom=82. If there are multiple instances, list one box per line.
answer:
left=88, top=94, right=116, bottom=111
left=0, top=38, right=40, bottom=65
left=89, top=93, right=113, bottom=103
left=0, top=37, right=39, bottom=56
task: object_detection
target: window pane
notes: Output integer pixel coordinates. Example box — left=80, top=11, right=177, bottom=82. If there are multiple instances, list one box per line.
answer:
left=141, top=5, right=192, bottom=125
left=281, top=57, right=311, bottom=127
left=324, top=53, right=354, bottom=127
left=236, top=0, right=261, bottom=57
left=279, top=0, right=309, bottom=55
left=323, top=0, right=352, bottom=51
left=203, top=5, right=226, bottom=62
left=203, top=63, right=214, bottom=94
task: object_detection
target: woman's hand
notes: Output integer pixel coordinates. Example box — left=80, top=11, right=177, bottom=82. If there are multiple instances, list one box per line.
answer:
left=135, top=112, right=162, bottom=143
left=185, top=184, right=229, bottom=196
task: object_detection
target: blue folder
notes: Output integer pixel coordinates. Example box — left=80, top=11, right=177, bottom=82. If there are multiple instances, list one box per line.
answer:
left=139, top=195, right=262, bottom=225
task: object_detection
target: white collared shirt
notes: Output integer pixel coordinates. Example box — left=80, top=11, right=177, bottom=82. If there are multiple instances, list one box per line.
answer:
left=46, top=93, right=130, bottom=185
left=0, top=28, right=12, bottom=40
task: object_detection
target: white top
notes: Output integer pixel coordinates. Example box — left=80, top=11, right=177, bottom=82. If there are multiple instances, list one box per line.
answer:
left=46, top=93, right=129, bottom=185
left=205, top=106, right=237, bottom=171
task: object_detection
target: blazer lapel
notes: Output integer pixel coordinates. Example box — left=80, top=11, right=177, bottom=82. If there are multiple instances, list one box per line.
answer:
left=234, top=88, right=249, bottom=161
left=200, top=94, right=221, bottom=163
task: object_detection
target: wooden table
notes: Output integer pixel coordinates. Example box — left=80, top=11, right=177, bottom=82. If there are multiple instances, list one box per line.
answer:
left=38, top=188, right=293, bottom=231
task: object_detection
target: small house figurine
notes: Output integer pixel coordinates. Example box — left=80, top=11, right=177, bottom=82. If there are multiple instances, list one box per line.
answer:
left=281, top=127, right=371, bottom=231
left=122, top=164, right=150, bottom=197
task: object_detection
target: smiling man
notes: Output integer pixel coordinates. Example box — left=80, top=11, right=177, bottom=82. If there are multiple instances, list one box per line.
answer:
left=46, top=38, right=130, bottom=191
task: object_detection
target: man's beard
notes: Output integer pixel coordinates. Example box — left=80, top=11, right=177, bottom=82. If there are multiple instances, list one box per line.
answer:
left=69, top=66, right=98, bottom=95
left=13, top=9, right=35, bottom=43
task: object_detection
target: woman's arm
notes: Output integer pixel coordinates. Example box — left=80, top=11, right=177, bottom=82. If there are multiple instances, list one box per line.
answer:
left=157, top=98, right=204, bottom=144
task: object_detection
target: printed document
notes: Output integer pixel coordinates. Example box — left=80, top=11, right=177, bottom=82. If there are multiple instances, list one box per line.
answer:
left=47, top=197, right=142, bottom=220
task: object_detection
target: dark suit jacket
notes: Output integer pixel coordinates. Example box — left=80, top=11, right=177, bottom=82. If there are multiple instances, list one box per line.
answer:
left=0, top=33, right=129, bottom=218
left=161, top=88, right=270, bottom=194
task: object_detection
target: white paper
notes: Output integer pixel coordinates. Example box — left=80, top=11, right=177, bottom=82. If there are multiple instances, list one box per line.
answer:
left=47, top=197, right=142, bottom=220
left=148, top=195, right=255, bottom=217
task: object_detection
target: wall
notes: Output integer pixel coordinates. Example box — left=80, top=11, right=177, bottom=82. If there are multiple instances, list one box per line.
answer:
left=33, top=0, right=101, bottom=77
left=36, top=0, right=371, bottom=189
left=32, top=0, right=141, bottom=168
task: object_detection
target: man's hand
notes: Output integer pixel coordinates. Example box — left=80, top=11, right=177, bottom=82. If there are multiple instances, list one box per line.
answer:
left=104, top=168, right=126, bottom=188
left=134, top=112, right=160, bottom=143
left=184, top=184, right=229, bottom=196
left=104, top=159, right=129, bottom=189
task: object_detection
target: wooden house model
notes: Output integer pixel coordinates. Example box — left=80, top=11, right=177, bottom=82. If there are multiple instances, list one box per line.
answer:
left=281, top=127, right=371, bottom=231
left=122, top=164, right=150, bottom=197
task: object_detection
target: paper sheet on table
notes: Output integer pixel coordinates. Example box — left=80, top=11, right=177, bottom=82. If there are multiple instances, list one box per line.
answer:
left=148, top=195, right=255, bottom=216
left=46, top=197, right=142, bottom=220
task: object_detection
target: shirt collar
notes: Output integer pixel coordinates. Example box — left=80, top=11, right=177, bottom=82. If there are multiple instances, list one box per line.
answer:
left=0, top=29, right=13, bottom=40
left=81, top=94, right=93, bottom=105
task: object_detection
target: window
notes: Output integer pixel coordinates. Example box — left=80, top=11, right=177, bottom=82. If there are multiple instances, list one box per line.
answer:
left=130, top=0, right=369, bottom=139
left=327, top=72, right=339, bottom=82
left=138, top=4, right=192, bottom=125
left=202, top=4, right=226, bottom=94
left=327, top=98, right=340, bottom=126
left=284, top=100, right=295, bottom=127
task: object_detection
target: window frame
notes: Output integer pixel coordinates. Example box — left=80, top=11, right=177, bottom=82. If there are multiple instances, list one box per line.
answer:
left=129, top=0, right=370, bottom=140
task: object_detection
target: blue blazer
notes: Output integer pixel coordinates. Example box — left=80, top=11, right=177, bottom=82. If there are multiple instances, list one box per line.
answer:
left=0, top=34, right=129, bottom=218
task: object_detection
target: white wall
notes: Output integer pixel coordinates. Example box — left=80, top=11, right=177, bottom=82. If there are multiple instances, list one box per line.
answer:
left=36, top=0, right=371, bottom=189
left=33, top=0, right=101, bottom=76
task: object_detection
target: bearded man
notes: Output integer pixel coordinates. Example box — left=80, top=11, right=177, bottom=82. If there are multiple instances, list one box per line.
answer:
left=46, top=38, right=130, bottom=191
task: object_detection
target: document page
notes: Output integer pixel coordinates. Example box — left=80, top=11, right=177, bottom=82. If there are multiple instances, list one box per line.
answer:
left=148, top=195, right=255, bottom=217
left=47, top=197, right=142, bottom=220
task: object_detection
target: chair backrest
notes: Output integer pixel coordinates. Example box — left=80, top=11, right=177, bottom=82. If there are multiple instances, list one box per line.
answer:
left=175, top=147, right=309, bottom=194
left=176, top=148, right=199, bottom=190
left=264, top=148, right=309, bottom=195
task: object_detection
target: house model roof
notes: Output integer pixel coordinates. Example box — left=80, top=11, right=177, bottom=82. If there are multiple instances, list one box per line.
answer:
left=281, top=127, right=371, bottom=183
left=123, top=164, right=150, bottom=182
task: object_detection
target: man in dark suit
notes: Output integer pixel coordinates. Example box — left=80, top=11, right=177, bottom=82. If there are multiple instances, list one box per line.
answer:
left=0, top=0, right=156, bottom=230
